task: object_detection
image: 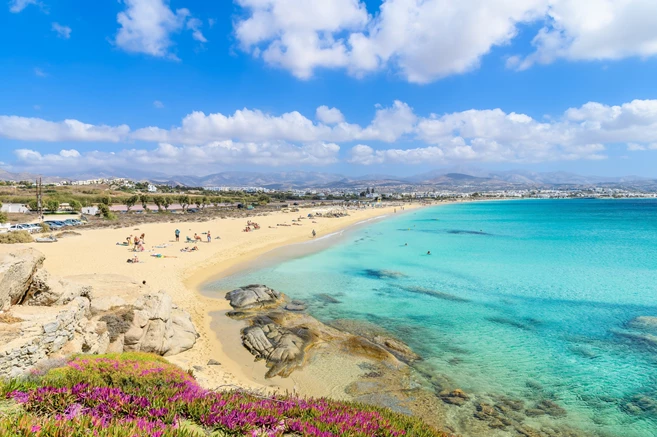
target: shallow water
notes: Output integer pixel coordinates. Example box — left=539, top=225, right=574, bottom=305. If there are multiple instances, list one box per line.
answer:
left=207, top=200, right=657, bottom=436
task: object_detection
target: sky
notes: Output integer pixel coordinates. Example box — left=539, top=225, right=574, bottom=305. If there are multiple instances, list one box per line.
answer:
left=2, top=0, right=657, bottom=178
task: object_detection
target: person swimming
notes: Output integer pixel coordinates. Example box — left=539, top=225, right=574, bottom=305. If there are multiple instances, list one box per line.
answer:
left=427, top=251, right=431, bottom=255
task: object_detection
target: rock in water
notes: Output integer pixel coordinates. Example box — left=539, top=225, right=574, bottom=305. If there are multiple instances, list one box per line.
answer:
left=630, top=316, right=657, bottom=332
left=225, top=285, right=282, bottom=309
left=0, top=248, right=45, bottom=310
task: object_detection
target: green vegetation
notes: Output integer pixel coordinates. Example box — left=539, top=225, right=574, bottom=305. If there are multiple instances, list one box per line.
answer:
left=0, top=231, right=34, bottom=244
left=0, top=353, right=447, bottom=437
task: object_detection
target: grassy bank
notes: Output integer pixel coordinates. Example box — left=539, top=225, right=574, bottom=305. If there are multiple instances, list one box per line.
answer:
left=0, top=353, right=449, bottom=437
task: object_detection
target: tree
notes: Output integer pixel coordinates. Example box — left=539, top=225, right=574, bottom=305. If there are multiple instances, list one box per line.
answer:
left=162, top=196, right=172, bottom=211
left=99, top=195, right=111, bottom=206
left=140, top=194, right=150, bottom=212
left=28, top=199, right=38, bottom=211
left=195, top=197, right=202, bottom=209
left=125, top=195, right=139, bottom=212
left=98, top=204, right=116, bottom=220
left=201, top=196, right=209, bottom=209
left=153, top=196, right=163, bottom=212
left=178, top=195, right=190, bottom=212
left=0, top=202, right=6, bottom=224
left=45, top=199, right=60, bottom=213
left=69, top=199, right=82, bottom=212
left=257, top=194, right=271, bottom=205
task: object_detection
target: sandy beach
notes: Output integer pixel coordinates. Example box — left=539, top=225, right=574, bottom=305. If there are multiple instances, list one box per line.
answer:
left=0, top=203, right=428, bottom=396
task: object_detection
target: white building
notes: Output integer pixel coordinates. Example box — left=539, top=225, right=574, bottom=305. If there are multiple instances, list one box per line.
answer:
left=148, top=184, right=158, bottom=193
left=0, top=203, right=30, bottom=214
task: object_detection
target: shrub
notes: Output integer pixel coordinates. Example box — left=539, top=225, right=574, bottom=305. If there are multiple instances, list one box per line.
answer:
left=0, top=231, right=34, bottom=244
left=1, top=353, right=447, bottom=437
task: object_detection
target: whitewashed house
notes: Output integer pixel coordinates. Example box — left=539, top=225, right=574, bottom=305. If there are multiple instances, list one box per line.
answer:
left=0, top=203, right=31, bottom=214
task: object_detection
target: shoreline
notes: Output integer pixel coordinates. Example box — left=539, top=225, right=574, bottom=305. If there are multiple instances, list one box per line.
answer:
left=1, top=201, right=441, bottom=394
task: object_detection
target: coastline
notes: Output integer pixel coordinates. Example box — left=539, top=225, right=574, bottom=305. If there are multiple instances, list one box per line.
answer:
left=1, top=202, right=440, bottom=394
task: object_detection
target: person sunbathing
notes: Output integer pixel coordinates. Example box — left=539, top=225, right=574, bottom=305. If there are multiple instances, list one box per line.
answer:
left=194, top=233, right=202, bottom=242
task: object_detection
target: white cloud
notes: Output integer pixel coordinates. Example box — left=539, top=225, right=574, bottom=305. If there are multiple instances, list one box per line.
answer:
left=13, top=142, right=341, bottom=174
left=34, top=68, right=48, bottom=77
left=132, top=101, right=412, bottom=145
left=8, top=0, right=39, bottom=13
left=186, top=17, right=207, bottom=43
left=316, top=106, right=345, bottom=125
left=6, top=99, right=657, bottom=170
left=234, top=0, right=369, bottom=79
left=234, top=0, right=657, bottom=83
left=153, top=100, right=165, bottom=109
left=114, top=0, right=205, bottom=59
left=352, top=100, right=657, bottom=165
left=52, top=22, right=72, bottom=39
left=512, top=0, right=657, bottom=70
left=0, top=116, right=129, bottom=142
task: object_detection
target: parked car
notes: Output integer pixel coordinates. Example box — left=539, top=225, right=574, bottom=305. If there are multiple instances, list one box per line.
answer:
left=9, top=224, right=34, bottom=233
left=187, top=208, right=199, bottom=213
left=44, top=220, right=65, bottom=229
left=64, top=219, right=82, bottom=226
left=24, top=224, right=42, bottom=232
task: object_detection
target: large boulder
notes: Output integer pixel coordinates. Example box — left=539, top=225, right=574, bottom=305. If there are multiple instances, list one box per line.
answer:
left=242, top=322, right=309, bottom=378
left=122, top=292, right=198, bottom=356
left=225, top=285, right=282, bottom=309
left=0, top=248, right=45, bottom=310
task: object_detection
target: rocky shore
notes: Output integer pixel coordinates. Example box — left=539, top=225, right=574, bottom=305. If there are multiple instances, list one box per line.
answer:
left=0, top=248, right=199, bottom=378
left=223, top=284, right=609, bottom=437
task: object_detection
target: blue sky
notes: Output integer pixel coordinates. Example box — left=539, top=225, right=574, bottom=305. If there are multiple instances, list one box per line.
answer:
left=2, top=0, right=657, bottom=177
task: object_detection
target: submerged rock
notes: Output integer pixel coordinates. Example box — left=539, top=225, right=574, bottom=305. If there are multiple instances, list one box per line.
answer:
left=225, top=285, right=282, bottom=309
left=630, top=316, right=657, bottom=332
left=399, top=285, right=470, bottom=302
left=439, top=389, right=470, bottom=406
left=285, top=300, right=306, bottom=312
left=362, top=269, right=408, bottom=279
left=315, top=293, right=342, bottom=304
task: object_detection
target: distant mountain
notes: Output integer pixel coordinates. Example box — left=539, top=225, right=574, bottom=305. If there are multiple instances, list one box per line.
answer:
left=0, top=169, right=66, bottom=184
left=4, top=167, right=655, bottom=191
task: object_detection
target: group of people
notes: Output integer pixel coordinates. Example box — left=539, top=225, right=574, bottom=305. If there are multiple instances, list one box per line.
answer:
left=175, top=229, right=212, bottom=243
left=243, top=221, right=260, bottom=232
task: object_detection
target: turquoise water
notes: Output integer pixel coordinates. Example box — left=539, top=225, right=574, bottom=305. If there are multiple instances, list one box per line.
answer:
left=209, top=200, right=657, bottom=436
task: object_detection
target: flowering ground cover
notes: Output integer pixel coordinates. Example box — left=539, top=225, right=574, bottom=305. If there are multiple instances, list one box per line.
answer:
left=0, top=353, right=449, bottom=437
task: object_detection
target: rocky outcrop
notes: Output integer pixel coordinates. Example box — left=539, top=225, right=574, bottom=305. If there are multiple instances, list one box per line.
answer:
left=0, top=248, right=45, bottom=310
left=226, top=285, right=282, bottom=309
left=123, top=292, right=199, bottom=356
left=0, top=249, right=199, bottom=378
left=225, top=285, right=413, bottom=379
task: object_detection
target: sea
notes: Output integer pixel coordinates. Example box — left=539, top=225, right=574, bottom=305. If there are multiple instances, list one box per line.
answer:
left=207, top=199, right=657, bottom=437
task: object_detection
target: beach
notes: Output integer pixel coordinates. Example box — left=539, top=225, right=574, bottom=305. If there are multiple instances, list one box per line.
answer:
left=0, top=203, right=427, bottom=395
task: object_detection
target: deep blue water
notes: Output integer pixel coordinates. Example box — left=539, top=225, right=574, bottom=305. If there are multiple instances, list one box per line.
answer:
left=209, top=200, right=657, bottom=436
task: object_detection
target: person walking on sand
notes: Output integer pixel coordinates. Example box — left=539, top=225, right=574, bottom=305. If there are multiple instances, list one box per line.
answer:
left=175, top=229, right=180, bottom=242
left=312, top=229, right=316, bottom=238
left=207, top=231, right=212, bottom=243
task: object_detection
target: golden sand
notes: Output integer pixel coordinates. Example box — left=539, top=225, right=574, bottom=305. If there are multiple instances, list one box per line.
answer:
left=0, top=204, right=430, bottom=395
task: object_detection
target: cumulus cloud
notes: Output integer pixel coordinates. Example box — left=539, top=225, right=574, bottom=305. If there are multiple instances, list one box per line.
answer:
left=52, top=22, right=72, bottom=39
left=316, top=106, right=345, bottom=125
left=512, top=0, right=657, bottom=70
left=233, top=0, right=657, bottom=83
left=132, top=101, right=413, bottom=144
left=114, top=0, right=205, bottom=59
left=13, top=142, right=341, bottom=174
left=0, top=116, right=129, bottom=142
left=5, top=99, right=657, bottom=171
left=350, top=100, right=657, bottom=165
